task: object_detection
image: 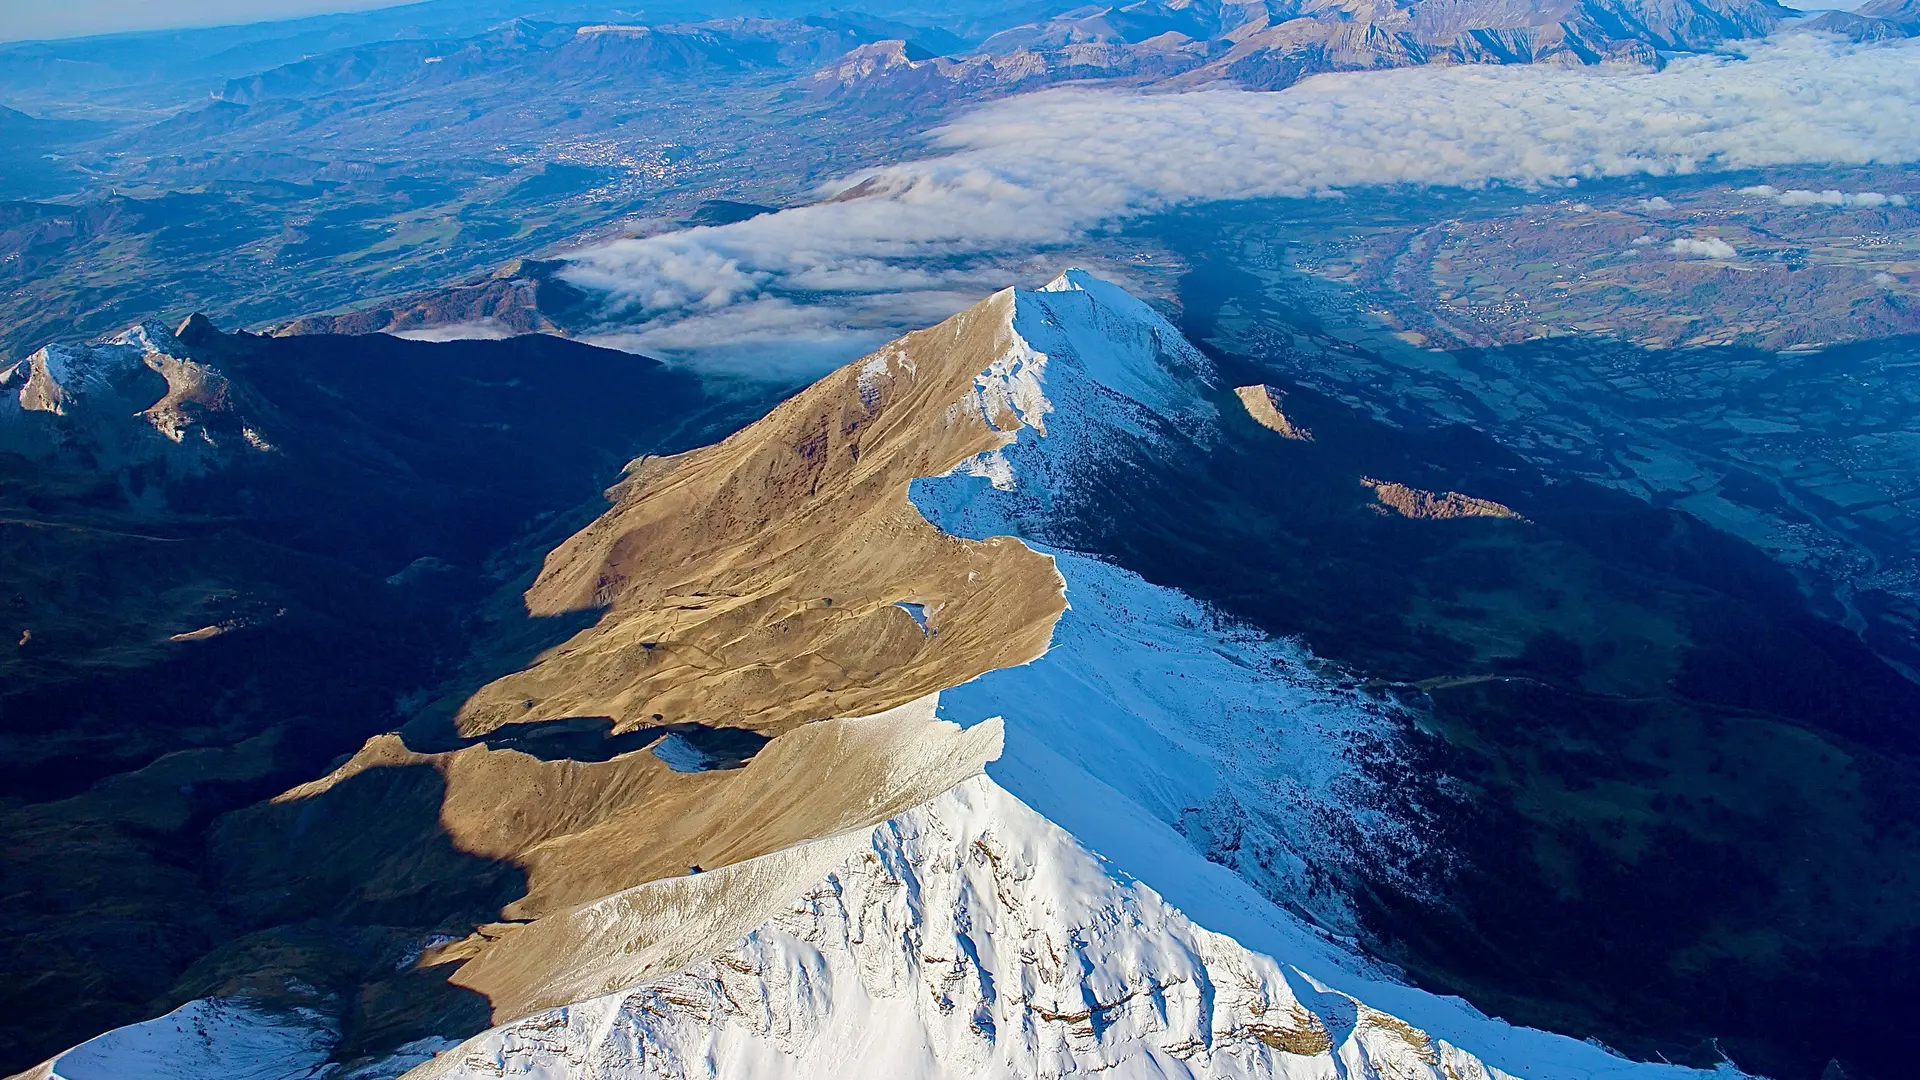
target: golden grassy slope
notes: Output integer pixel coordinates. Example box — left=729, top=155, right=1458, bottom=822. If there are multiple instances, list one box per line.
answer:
left=454, top=288, right=1065, bottom=738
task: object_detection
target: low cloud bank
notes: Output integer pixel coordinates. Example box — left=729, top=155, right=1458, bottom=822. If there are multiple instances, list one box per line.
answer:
left=1740, top=184, right=1910, bottom=207
left=564, top=33, right=1920, bottom=378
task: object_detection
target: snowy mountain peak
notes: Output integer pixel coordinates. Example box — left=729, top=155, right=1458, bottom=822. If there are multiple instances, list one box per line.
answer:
left=1, top=318, right=270, bottom=472
left=109, top=319, right=191, bottom=358
left=1006, top=267, right=1216, bottom=429
left=955, top=268, right=1216, bottom=449
left=10, top=319, right=195, bottom=418
left=928, top=268, right=1218, bottom=530
left=7, top=339, right=159, bottom=419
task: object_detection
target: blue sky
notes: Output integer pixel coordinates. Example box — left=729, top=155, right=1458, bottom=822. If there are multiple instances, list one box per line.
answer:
left=2, top=0, right=412, bottom=42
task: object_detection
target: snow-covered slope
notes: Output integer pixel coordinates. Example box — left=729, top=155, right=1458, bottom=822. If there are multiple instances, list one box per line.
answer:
left=913, top=268, right=1437, bottom=933
left=929, top=268, right=1217, bottom=524
left=419, top=775, right=1519, bottom=1080
left=25, top=998, right=335, bottom=1080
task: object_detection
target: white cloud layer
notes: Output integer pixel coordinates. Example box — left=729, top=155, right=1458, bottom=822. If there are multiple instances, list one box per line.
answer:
left=1740, top=184, right=1910, bottom=207
left=563, top=33, right=1920, bottom=378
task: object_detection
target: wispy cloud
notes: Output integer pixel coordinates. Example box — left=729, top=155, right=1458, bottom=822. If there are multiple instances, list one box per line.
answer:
left=563, top=33, right=1920, bottom=378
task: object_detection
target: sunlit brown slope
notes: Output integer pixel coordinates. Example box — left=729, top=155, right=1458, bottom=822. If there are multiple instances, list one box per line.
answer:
left=220, top=698, right=998, bottom=931
left=438, top=703, right=1006, bottom=1021
left=453, top=287, right=1065, bottom=738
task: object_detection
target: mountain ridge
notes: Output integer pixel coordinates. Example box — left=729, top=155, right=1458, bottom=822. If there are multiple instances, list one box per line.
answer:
left=16, top=270, right=1916, bottom=1080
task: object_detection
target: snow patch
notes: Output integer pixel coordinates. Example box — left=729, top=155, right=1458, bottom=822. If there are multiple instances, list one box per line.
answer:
left=333, top=1037, right=465, bottom=1080
left=41, top=998, right=335, bottom=1080
left=895, top=600, right=934, bottom=634
left=651, top=732, right=721, bottom=772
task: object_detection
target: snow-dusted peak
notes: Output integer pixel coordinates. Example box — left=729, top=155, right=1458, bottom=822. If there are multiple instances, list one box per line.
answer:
left=932, top=268, right=1217, bottom=529
left=7, top=341, right=154, bottom=417
left=1009, top=267, right=1215, bottom=428
left=1, top=316, right=271, bottom=471
left=959, top=268, right=1214, bottom=446
left=415, top=775, right=1514, bottom=1080
left=8, top=320, right=197, bottom=417
left=1035, top=265, right=1161, bottom=309
left=110, top=319, right=191, bottom=358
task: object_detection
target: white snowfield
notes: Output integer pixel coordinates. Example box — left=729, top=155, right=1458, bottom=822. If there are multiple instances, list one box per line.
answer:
left=419, top=776, right=1516, bottom=1080
left=35, top=273, right=1739, bottom=1080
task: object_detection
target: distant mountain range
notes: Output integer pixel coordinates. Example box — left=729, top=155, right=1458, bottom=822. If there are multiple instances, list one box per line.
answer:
left=820, top=0, right=1800, bottom=99
left=180, top=0, right=1810, bottom=119
left=1805, top=0, right=1920, bottom=37
left=1, top=0, right=1886, bottom=360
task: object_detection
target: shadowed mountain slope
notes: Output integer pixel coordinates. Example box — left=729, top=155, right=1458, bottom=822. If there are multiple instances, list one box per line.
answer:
left=0, top=319, right=769, bottom=1074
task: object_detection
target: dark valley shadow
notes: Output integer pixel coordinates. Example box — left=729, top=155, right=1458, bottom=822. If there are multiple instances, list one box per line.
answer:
left=1107, top=253, right=1920, bottom=1080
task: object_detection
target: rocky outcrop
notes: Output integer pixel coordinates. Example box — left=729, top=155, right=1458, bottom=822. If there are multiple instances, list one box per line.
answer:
left=271, top=259, right=594, bottom=339
left=1235, top=383, right=1312, bottom=440
left=1361, top=477, right=1525, bottom=520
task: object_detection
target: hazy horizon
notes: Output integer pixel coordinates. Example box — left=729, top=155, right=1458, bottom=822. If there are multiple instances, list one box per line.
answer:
left=0, top=0, right=417, bottom=44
